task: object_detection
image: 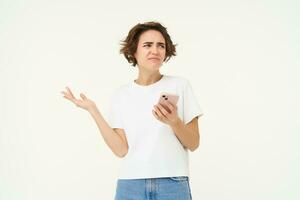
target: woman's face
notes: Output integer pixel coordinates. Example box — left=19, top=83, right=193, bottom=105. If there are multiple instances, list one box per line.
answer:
left=134, top=30, right=166, bottom=72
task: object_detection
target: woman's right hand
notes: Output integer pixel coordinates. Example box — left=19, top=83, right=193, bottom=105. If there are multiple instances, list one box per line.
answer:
left=61, top=86, right=96, bottom=112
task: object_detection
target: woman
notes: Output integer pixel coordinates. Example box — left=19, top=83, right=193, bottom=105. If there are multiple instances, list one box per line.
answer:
left=61, top=21, right=203, bottom=200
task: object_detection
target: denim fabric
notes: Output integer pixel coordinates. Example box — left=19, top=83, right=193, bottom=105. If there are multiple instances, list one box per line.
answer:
left=114, top=176, right=192, bottom=200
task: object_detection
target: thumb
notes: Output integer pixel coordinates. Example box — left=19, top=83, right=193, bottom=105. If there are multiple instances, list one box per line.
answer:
left=80, top=93, right=87, bottom=100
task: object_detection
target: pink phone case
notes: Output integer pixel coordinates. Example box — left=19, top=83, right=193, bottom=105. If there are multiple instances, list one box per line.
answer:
left=158, top=93, right=179, bottom=113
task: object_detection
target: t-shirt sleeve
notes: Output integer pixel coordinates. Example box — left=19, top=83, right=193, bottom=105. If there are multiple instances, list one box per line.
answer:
left=109, top=91, right=124, bottom=129
left=182, top=79, right=204, bottom=124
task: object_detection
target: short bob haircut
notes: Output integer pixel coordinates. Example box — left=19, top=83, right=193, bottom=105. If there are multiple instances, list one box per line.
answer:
left=120, top=21, right=177, bottom=67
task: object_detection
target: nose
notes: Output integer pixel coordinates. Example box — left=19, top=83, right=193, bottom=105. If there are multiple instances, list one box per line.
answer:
left=151, top=46, right=159, bottom=54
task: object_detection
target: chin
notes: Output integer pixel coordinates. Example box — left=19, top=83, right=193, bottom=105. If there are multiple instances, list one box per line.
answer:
left=149, top=65, right=162, bottom=71
left=139, top=62, right=162, bottom=71
left=150, top=62, right=163, bottom=68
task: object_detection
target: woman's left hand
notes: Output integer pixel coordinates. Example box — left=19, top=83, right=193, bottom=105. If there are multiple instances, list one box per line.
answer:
left=152, top=101, right=181, bottom=126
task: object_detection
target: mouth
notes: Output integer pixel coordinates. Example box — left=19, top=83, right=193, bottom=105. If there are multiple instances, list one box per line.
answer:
left=148, top=58, right=160, bottom=61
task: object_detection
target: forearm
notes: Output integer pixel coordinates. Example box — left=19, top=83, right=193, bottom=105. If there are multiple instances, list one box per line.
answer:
left=170, top=119, right=199, bottom=151
left=88, top=106, right=127, bottom=157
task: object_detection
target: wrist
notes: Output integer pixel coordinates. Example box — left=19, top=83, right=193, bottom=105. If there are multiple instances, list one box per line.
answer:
left=88, top=105, right=98, bottom=115
left=170, top=117, right=183, bottom=128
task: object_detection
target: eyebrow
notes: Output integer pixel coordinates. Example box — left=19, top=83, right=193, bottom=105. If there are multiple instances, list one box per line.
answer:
left=143, top=42, right=165, bottom=45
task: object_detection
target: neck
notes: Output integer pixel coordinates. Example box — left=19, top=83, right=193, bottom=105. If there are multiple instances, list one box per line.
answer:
left=134, top=72, right=163, bottom=86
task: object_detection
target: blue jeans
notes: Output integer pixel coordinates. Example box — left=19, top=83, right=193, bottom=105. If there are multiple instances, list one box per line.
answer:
left=114, top=176, right=192, bottom=200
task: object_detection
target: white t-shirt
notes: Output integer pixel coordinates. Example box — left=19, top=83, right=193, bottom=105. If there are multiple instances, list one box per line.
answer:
left=109, top=74, right=203, bottom=179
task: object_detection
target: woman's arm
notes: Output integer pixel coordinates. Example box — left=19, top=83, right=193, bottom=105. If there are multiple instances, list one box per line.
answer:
left=89, top=106, right=128, bottom=157
left=153, top=101, right=200, bottom=151
left=61, top=87, right=128, bottom=158
left=170, top=117, right=200, bottom=151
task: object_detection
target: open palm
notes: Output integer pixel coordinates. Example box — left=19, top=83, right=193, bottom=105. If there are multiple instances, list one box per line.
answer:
left=61, top=87, right=96, bottom=111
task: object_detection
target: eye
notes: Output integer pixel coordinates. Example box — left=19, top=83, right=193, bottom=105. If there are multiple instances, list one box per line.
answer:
left=143, top=44, right=151, bottom=47
left=158, top=43, right=165, bottom=48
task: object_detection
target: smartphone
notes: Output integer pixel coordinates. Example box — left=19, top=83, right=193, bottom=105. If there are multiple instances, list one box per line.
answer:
left=158, top=93, right=179, bottom=113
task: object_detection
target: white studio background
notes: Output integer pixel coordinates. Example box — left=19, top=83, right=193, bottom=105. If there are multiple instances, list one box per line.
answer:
left=0, top=0, right=299, bottom=199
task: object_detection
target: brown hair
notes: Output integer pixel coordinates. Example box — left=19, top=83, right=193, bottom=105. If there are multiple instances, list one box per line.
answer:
left=120, top=21, right=177, bottom=67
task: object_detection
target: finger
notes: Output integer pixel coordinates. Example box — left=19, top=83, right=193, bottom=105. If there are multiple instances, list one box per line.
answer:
left=155, top=105, right=168, bottom=119
left=73, top=99, right=81, bottom=107
left=80, top=93, right=87, bottom=100
left=63, top=95, right=78, bottom=106
left=61, top=91, right=67, bottom=97
left=61, top=91, right=70, bottom=97
left=61, top=91, right=73, bottom=100
left=66, top=87, right=75, bottom=99
left=152, top=110, right=165, bottom=123
left=165, top=101, right=175, bottom=112
left=157, top=104, right=170, bottom=116
left=152, top=110, right=160, bottom=120
left=61, top=92, right=71, bottom=100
